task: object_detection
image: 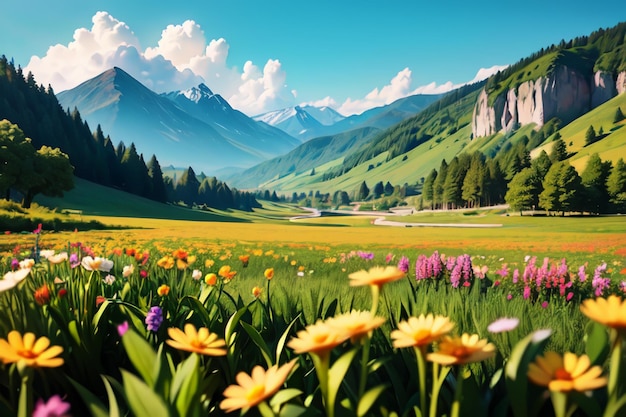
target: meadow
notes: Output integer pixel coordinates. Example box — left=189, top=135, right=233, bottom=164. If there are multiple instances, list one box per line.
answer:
left=1, top=198, right=625, bottom=417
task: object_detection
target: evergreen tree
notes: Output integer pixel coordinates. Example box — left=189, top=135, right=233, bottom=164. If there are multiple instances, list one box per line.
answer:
left=119, top=143, right=149, bottom=196
left=462, top=152, right=486, bottom=208
left=357, top=181, right=369, bottom=200
left=539, top=162, right=584, bottom=215
left=433, top=159, right=448, bottom=209
left=422, top=169, right=437, bottom=209
left=176, top=166, right=201, bottom=206
left=146, top=154, right=167, bottom=203
left=384, top=181, right=394, bottom=196
left=504, top=168, right=541, bottom=215
left=585, top=125, right=597, bottom=146
left=531, top=150, right=553, bottom=178
left=372, top=181, right=384, bottom=199
left=607, top=158, right=626, bottom=212
left=580, top=153, right=611, bottom=214
left=550, top=137, right=568, bottom=162
left=483, top=159, right=507, bottom=206
left=443, top=157, right=464, bottom=209
left=613, top=107, right=625, bottom=123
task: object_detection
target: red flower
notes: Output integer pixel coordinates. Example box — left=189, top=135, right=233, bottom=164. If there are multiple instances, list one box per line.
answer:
left=34, top=285, right=50, bottom=305
left=96, top=296, right=106, bottom=307
left=57, top=289, right=68, bottom=299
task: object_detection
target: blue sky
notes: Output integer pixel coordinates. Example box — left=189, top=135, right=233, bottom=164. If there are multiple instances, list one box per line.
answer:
left=1, top=1, right=624, bottom=116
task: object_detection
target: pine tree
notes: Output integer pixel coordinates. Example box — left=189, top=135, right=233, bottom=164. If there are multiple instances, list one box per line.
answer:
left=433, top=159, right=448, bottom=209
left=550, top=137, right=568, bottom=162
left=613, top=107, right=625, bottom=123
left=581, top=153, right=611, bottom=213
left=146, top=155, right=167, bottom=203
left=607, top=158, right=626, bottom=212
left=539, top=162, right=584, bottom=215
left=585, top=125, right=597, bottom=146
left=422, top=169, right=437, bottom=209
left=176, top=167, right=201, bottom=206
left=357, top=181, right=369, bottom=201
left=505, top=167, right=541, bottom=215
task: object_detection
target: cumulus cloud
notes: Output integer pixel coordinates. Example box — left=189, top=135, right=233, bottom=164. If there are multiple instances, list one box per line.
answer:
left=336, top=65, right=508, bottom=116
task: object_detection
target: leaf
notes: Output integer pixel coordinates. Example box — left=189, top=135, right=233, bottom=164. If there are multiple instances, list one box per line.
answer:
left=179, top=295, right=213, bottom=325
left=68, top=377, right=110, bottom=417
left=170, top=353, right=200, bottom=417
left=270, top=388, right=304, bottom=411
left=225, top=305, right=248, bottom=346
left=328, top=348, right=359, bottom=415
left=240, top=321, right=273, bottom=367
left=276, top=314, right=301, bottom=363
left=101, top=375, right=121, bottom=417
left=357, top=384, right=387, bottom=417
left=121, top=329, right=158, bottom=387
left=505, top=329, right=552, bottom=417
left=584, top=321, right=609, bottom=366
left=121, top=370, right=171, bottom=417
left=279, top=403, right=311, bottom=417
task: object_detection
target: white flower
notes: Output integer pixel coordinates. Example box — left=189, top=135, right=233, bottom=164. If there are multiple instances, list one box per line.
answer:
left=19, top=259, right=35, bottom=269
left=47, top=252, right=68, bottom=264
left=192, top=269, right=202, bottom=280
left=39, top=250, right=55, bottom=259
left=487, top=317, right=520, bottom=333
left=122, top=265, right=134, bottom=278
left=103, top=275, right=116, bottom=285
left=81, top=256, right=114, bottom=272
left=297, top=271, right=304, bottom=277
left=0, top=268, right=31, bottom=292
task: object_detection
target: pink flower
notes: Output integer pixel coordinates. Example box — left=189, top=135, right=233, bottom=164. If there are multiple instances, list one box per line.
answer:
left=566, top=292, right=574, bottom=302
left=33, top=395, right=71, bottom=417
left=117, top=321, right=129, bottom=337
left=507, top=293, right=513, bottom=300
left=541, top=301, right=549, bottom=309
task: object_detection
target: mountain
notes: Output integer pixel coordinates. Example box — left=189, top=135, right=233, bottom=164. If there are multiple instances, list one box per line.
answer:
left=56, top=67, right=299, bottom=174
left=254, top=94, right=442, bottom=141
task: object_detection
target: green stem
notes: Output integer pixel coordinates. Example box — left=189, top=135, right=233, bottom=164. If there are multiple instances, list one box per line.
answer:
left=370, top=285, right=380, bottom=317
left=311, top=352, right=332, bottom=417
left=257, top=400, right=276, bottom=417
left=358, top=337, right=371, bottom=398
left=414, top=346, right=428, bottom=417
left=608, top=331, right=622, bottom=399
left=17, top=366, right=33, bottom=417
left=450, top=366, right=465, bottom=417
left=430, top=363, right=450, bottom=417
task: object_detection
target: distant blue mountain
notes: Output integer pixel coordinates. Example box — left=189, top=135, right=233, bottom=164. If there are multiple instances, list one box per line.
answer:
left=57, top=67, right=300, bottom=174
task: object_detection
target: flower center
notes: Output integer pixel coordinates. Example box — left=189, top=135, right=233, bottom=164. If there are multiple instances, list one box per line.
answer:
left=412, top=329, right=431, bottom=343
left=452, top=347, right=470, bottom=358
left=19, top=349, right=37, bottom=359
left=190, top=339, right=206, bottom=349
left=246, top=384, right=266, bottom=403
left=554, top=368, right=572, bottom=380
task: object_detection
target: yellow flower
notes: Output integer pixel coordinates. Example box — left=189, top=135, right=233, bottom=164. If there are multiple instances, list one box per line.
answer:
left=157, top=256, right=175, bottom=269
left=220, top=359, right=297, bottom=413
left=427, top=333, right=496, bottom=365
left=391, top=314, right=455, bottom=348
left=205, top=259, right=215, bottom=268
left=252, top=286, right=262, bottom=298
left=527, top=351, right=607, bottom=392
left=205, top=273, right=217, bottom=286
left=218, top=265, right=237, bottom=280
left=166, top=323, right=227, bottom=356
left=327, top=310, right=385, bottom=343
left=349, top=266, right=405, bottom=288
left=157, top=284, right=170, bottom=296
left=0, top=330, right=64, bottom=368
left=287, top=320, right=349, bottom=357
left=580, top=295, right=626, bottom=332
left=264, top=268, right=274, bottom=280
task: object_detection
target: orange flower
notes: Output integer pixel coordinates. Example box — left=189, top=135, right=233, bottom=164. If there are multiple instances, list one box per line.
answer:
left=287, top=320, right=349, bottom=357
left=264, top=268, right=274, bottom=280
left=391, top=314, right=455, bottom=348
left=349, top=266, right=405, bottom=288
left=427, top=333, right=496, bottom=365
left=34, top=285, right=50, bottom=306
left=239, top=255, right=250, bottom=267
left=205, top=273, right=217, bottom=286
left=327, top=310, right=385, bottom=343
left=252, top=286, right=262, bottom=298
left=157, top=284, right=170, bottom=296
left=166, top=323, right=227, bottom=356
left=219, top=265, right=237, bottom=280
left=125, top=248, right=137, bottom=257
left=173, top=248, right=188, bottom=260
left=0, top=331, right=64, bottom=368
left=220, top=359, right=297, bottom=413
left=527, top=352, right=607, bottom=392
left=157, top=256, right=175, bottom=269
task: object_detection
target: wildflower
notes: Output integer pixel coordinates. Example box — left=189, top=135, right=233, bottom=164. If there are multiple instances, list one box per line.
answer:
left=122, top=264, right=134, bottom=278
left=172, top=248, right=188, bottom=260
left=541, top=301, right=549, bottom=309
left=507, top=293, right=513, bottom=300
left=69, top=253, right=80, bottom=268
left=327, top=310, right=385, bottom=344
left=33, top=395, right=71, bottom=417
left=96, top=296, right=106, bottom=307
left=297, top=271, right=304, bottom=277
left=33, top=223, right=43, bottom=234
left=580, top=295, right=626, bottom=332
left=252, top=286, right=262, bottom=298
left=349, top=266, right=405, bottom=288
left=145, top=306, right=164, bottom=332
left=103, top=275, right=116, bottom=285
left=57, top=289, right=67, bottom=299
left=20, top=258, right=35, bottom=269
left=427, top=333, right=496, bottom=365
left=10, top=258, right=19, bottom=270
left=205, top=259, right=215, bottom=268
left=0, top=331, right=64, bottom=367
left=176, top=255, right=196, bottom=270
left=157, top=284, right=170, bottom=296
left=239, top=255, right=250, bottom=267
left=397, top=256, right=410, bottom=273
left=391, top=314, right=454, bottom=348
left=205, top=273, right=217, bottom=286
left=264, top=268, right=274, bottom=280
left=140, top=270, right=148, bottom=279
left=39, top=250, right=55, bottom=260
left=166, top=323, right=227, bottom=356
left=34, top=285, right=51, bottom=305
left=287, top=320, right=349, bottom=357
left=487, top=317, right=519, bottom=333
left=47, top=252, right=68, bottom=265
left=218, top=265, right=237, bottom=280
left=157, top=256, right=175, bottom=269
left=191, top=269, right=202, bottom=280
left=527, top=352, right=607, bottom=392
left=0, top=268, right=31, bottom=292
left=385, top=253, right=394, bottom=263
left=117, top=321, right=129, bottom=337
left=81, top=256, right=114, bottom=272
left=220, top=359, right=297, bottom=413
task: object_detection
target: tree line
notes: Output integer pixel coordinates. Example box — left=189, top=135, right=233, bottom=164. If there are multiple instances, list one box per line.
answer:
left=0, top=55, right=258, bottom=211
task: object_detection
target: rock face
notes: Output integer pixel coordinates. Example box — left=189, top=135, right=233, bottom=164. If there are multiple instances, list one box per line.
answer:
left=472, top=67, right=626, bottom=139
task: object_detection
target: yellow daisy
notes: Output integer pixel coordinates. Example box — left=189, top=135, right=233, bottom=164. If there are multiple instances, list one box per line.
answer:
left=527, top=351, right=607, bottom=392
left=166, top=323, right=227, bottom=356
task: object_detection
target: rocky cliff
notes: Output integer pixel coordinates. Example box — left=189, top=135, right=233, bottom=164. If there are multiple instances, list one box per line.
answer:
left=472, top=67, right=626, bottom=138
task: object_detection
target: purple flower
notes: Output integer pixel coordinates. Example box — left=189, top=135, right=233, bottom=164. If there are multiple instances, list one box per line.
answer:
left=578, top=264, right=587, bottom=282
left=523, top=286, right=531, bottom=300
left=33, top=395, right=71, bottom=417
left=10, top=258, right=19, bottom=270
left=69, top=253, right=80, bottom=269
left=357, top=251, right=374, bottom=260
left=145, top=306, right=163, bottom=332
left=397, top=256, right=410, bottom=273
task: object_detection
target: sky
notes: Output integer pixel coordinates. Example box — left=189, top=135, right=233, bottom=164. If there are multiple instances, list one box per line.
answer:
left=1, top=1, right=624, bottom=117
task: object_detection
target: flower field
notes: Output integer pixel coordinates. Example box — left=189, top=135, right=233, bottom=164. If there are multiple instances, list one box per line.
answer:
left=1, top=217, right=626, bottom=417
